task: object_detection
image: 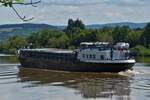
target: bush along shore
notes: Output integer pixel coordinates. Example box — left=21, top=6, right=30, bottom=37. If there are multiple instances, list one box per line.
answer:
left=0, top=19, right=150, bottom=57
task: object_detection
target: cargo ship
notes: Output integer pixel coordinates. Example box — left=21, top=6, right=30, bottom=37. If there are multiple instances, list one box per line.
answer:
left=17, top=42, right=135, bottom=72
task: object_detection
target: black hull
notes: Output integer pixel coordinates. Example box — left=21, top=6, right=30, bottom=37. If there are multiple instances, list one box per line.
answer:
left=18, top=56, right=134, bottom=72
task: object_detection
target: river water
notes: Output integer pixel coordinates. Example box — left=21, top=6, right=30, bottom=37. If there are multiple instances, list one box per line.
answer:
left=0, top=55, right=150, bottom=100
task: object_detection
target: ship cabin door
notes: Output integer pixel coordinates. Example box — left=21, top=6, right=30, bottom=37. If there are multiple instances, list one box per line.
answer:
left=100, top=55, right=104, bottom=60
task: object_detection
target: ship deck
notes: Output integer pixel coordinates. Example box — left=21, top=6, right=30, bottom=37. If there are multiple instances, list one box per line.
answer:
left=20, top=48, right=74, bottom=54
left=80, top=59, right=135, bottom=64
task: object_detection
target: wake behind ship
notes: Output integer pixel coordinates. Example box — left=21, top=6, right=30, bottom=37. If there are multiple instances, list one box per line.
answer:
left=18, top=42, right=135, bottom=72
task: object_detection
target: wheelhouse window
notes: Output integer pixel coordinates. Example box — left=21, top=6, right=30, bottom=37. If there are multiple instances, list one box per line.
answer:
left=100, top=55, right=104, bottom=60
left=93, top=54, right=96, bottom=59
left=86, top=55, right=89, bottom=58
left=90, top=54, right=92, bottom=58
left=82, top=54, right=85, bottom=58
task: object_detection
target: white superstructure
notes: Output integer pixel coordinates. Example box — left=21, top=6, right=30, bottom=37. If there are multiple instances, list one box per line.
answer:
left=77, top=42, right=134, bottom=63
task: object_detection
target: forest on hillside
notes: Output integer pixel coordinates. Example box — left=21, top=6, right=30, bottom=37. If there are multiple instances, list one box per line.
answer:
left=0, top=19, right=150, bottom=56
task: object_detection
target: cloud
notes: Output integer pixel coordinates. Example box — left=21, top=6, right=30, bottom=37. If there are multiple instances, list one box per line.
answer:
left=103, top=0, right=149, bottom=7
left=41, top=0, right=150, bottom=7
left=105, top=11, right=123, bottom=18
left=0, top=0, right=150, bottom=25
left=41, top=0, right=108, bottom=6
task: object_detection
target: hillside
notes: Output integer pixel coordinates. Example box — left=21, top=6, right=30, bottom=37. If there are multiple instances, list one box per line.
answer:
left=0, top=23, right=57, bottom=41
left=0, top=22, right=147, bottom=41
left=86, top=22, right=146, bottom=29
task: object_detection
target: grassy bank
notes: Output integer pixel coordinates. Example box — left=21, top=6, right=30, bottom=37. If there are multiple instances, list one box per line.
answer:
left=136, top=56, right=150, bottom=63
left=130, top=45, right=150, bottom=57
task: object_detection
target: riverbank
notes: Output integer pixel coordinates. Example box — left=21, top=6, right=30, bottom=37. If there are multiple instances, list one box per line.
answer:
left=131, top=45, right=150, bottom=57
left=0, top=54, right=15, bottom=56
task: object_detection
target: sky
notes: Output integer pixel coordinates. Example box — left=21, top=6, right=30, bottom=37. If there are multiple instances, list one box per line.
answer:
left=0, top=0, right=150, bottom=25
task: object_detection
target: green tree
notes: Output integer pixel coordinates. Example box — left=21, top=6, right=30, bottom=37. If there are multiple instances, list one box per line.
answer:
left=47, top=34, right=69, bottom=49
left=74, top=18, right=85, bottom=29
left=47, top=37, right=58, bottom=48
left=141, top=23, right=150, bottom=48
left=127, top=30, right=142, bottom=47
left=8, top=35, right=27, bottom=48
left=0, top=41, right=11, bottom=53
left=96, top=27, right=113, bottom=42
left=112, top=26, right=130, bottom=43
left=65, top=18, right=85, bottom=37
left=70, top=29, right=86, bottom=46
left=28, top=29, right=65, bottom=48
left=70, top=29, right=97, bottom=46
left=0, top=35, right=27, bottom=53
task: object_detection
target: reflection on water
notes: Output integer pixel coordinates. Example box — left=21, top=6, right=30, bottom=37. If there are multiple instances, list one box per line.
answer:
left=0, top=55, right=150, bottom=100
left=18, top=68, right=131, bottom=99
left=0, top=55, right=18, bottom=64
left=136, top=57, right=150, bottom=66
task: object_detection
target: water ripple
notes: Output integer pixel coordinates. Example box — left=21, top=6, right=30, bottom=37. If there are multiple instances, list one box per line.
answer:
left=0, top=56, right=150, bottom=100
left=0, top=64, right=19, bottom=85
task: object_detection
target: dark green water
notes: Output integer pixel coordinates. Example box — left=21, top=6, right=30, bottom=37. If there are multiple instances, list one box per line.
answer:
left=0, top=55, right=150, bottom=100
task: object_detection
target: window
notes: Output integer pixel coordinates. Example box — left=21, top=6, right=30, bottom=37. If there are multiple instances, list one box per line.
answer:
left=82, top=54, right=85, bottom=58
left=100, top=55, right=104, bottom=60
left=86, top=55, right=89, bottom=58
left=93, top=54, right=96, bottom=59
left=90, top=54, right=92, bottom=58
